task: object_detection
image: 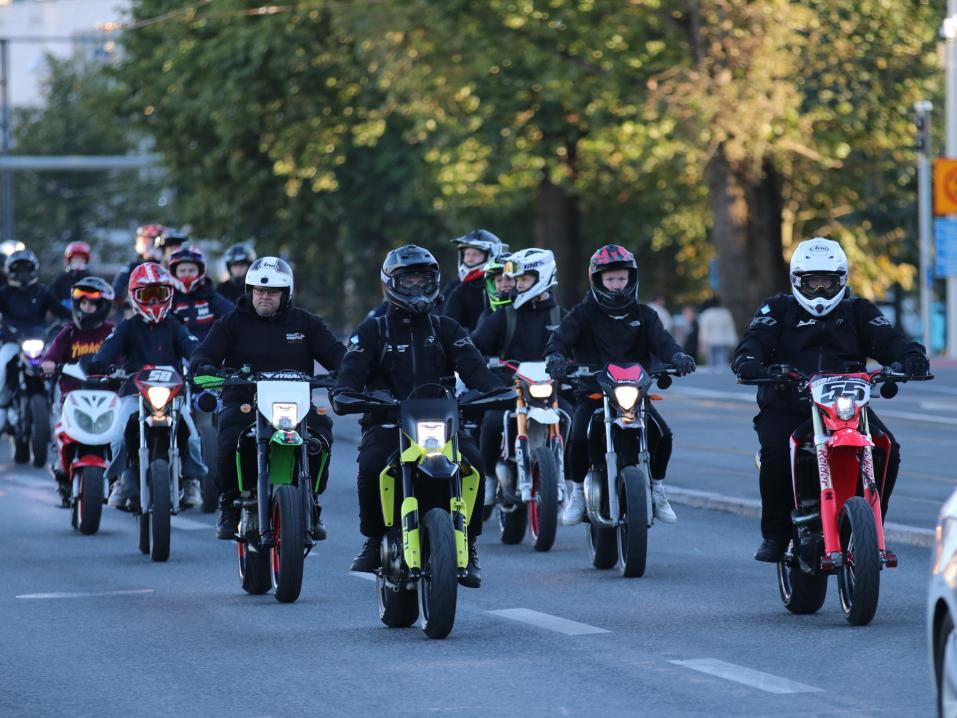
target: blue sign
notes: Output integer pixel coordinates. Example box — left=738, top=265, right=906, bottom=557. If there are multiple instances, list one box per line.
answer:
left=935, top=217, right=957, bottom=277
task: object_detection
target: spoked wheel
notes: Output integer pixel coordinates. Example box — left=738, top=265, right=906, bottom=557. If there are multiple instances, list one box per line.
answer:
left=419, top=508, right=457, bottom=639
left=777, top=540, right=828, bottom=614
left=29, top=394, right=50, bottom=468
left=498, top=499, right=527, bottom=545
left=74, top=467, right=105, bottom=536
left=271, top=484, right=305, bottom=603
left=617, top=466, right=649, bottom=577
left=837, top=496, right=881, bottom=626
left=238, top=536, right=271, bottom=595
left=148, top=459, right=171, bottom=562
left=529, top=446, right=559, bottom=552
left=199, top=423, right=219, bottom=513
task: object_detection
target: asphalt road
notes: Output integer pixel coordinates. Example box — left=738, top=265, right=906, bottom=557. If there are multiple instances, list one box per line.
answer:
left=1, top=368, right=954, bottom=717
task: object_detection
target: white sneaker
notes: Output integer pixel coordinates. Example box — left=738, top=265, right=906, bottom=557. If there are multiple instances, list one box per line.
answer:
left=561, top=484, right=586, bottom=525
left=484, top=476, right=497, bottom=507
left=652, top=480, right=677, bottom=523
left=107, top=481, right=129, bottom=508
left=181, top=479, right=202, bottom=508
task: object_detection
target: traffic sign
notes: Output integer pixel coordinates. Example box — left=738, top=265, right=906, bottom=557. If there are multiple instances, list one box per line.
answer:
left=934, top=158, right=957, bottom=215
left=935, top=217, right=957, bottom=277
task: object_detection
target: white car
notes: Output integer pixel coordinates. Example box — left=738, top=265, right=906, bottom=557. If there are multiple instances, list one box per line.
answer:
left=928, top=487, right=957, bottom=717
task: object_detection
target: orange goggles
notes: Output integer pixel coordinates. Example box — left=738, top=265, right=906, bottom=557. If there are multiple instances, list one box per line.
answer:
left=72, top=287, right=105, bottom=301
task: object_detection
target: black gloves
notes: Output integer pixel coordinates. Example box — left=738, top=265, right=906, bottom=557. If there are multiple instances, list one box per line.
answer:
left=671, top=352, right=696, bottom=377
left=903, top=352, right=930, bottom=377
left=194, top=364, right=219, bottom=377
left=735, top=358, right=765, bottom=380
left=545, top=353, right=568, bottom=380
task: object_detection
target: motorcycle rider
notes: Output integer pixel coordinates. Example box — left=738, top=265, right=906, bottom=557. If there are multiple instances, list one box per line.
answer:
left=731, top=237, right=930, bottom=562
left=471, top=248, right=565, bottom=510
left=190, top=256, right=345, bottom=541
left=48, top=242, right=93, bottom=312
left=477, top=252, right=515, bottom=320
left=168, top=246, right=234, bottom=340
left=83, top=262, right=208, bottom=509
left=545, top=244, right=696, bottom=525
left=216, top=243, right=256, bottom=304
left=443, top=229, right=509, bottom=331
left=112, top=224, right=166, bottom=309
left=154, top=228, right=190, bottom=265
left=332, top=244, right=503, bottom=587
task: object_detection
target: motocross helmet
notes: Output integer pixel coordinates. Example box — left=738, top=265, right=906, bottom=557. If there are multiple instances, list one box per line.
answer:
left=154, top=228, right=190, bottom=260
left=223, top=243, right=256, bottom=270
left=483, top=253, right=513, bottom=311
left=245, top=256, right=294, bottom=311
left=588, top=244, right=639, bottom=313
left=168, top=245, right=208, bottom=294
left=64, top=241, right=91, bottom=268
left=451, top=229, right=508, bottom=282
left=504, top=248, right=558, bottom=310
left=5, top=249, right=39, bottom=288
left=70, top=276, right=114, bottom=330
left=134, top=223, right=166, bottom=260
left=789, top=237, right=848, bottom=317
left=128, top=262, right=174, bottom=324
left=381, top=244, right=441, bottom=315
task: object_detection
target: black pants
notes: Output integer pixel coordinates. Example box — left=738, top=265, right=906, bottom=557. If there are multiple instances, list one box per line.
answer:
left=754, top=405, right=900, bottom=540
left=356, top=425, right=484, bottom=540
left=216, top=402, right=334, bottom=498
left=479, top=397, right=571, bottom=479
left=566, top=397, right=672, bottom=483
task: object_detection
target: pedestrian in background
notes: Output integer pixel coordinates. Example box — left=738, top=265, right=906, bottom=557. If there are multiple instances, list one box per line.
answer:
left=698, top=297, right=737, bottom=372
left=650, top=294, right=673, bottom=332
left=680, top=304, right=699, bottom=362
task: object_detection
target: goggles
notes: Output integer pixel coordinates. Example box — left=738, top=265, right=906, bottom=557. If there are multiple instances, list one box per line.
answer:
left=394, top=271, right=438, bottom=296
left=72, top=287, right=105, bottom=301
left=797, top=272, right=843, bottom=299
left=133, top=285, right=171, bottom=304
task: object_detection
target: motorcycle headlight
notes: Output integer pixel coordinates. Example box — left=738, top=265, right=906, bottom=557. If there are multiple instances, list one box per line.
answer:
left=21, top=339, right=44, bottom=359
left=93, top=411, right=115, bottom=433
left=416, top=421, right=447, bottom=455
left=614, top=386, right=639, bottom=411
left=74, top=410, right=94, bottom=432
left=835, top=396, right=855, bottom=420
left=528, top=382, right=553, bottom=399
left=271, top=402, right=298, bottom=430
left=146, top=386, right=171, bottom=412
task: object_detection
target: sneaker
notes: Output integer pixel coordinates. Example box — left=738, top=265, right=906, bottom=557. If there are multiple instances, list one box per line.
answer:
left=459, top=540, right=481, bottom=589
left=107, top=474, right=135, bottom=508
left=754, top=537, right=788, bottom=563
left=216, top=495, right=240, bottom=540
left=350, top=537, right=382, bottom=573
left=181, top=479, right=202, bottom=508
left=561, top=484, right=586, bottom=525
left=484, top=475, right=497, bottom=507
left=651, top=480, right=677, bottom=523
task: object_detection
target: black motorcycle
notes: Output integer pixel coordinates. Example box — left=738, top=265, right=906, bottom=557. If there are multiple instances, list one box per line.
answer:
left=2, top=323, right=52, bottom=467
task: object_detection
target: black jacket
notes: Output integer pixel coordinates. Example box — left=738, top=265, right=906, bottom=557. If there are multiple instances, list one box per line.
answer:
left=545, top=292, right=682, bottom=368
left=112, top=258, right=144, bottom=307
left=731, top=292, right=926, bottom=409
left=0, top=283, right=68, bottom=337
left=190, top=296, right=345, bottom=403
left=335, top=307, right=502, bottom=427
left=48, top=268, right=91, bottom=309
left=171, top=279, right=234, bottom=341
left=216, top=277, right=245, bottom=305
left=83, top=314, right=200, bottom=395
left=442, top=277, right=486, bottom=332
left=471, top=295, right=563, bottom=362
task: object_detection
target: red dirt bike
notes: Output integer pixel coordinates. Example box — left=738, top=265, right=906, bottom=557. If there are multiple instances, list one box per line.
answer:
left=741, top=364, right=932, bottom=625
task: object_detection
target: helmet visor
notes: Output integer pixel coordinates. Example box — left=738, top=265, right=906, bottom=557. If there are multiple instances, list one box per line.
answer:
left=133, top=285, right=171, bottom=304
left=394, top=270, right=438, bottom=298
left=72, top=286, right=106, bottom=301
left=798, top=273, right=842, bottom=299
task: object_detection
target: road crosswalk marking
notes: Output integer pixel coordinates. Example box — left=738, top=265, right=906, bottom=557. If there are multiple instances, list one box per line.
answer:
left=669, top=658, right=822, bottom=694
left=487, top=608, right=610, bottom=635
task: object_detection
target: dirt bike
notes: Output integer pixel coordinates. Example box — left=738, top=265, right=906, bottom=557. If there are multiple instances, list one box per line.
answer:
left=332, top=383, right=514, bottom=639
left=567, top=363, right=679, bottom=578
left=2, top=324, right=52, bottom=467
left=54, top=363, right=122, bottom=534
left=740, top=364, right=932, bottom=626
left=194, top=369, right=334, bottom=603
left=487, top=359, right=568, bottom=551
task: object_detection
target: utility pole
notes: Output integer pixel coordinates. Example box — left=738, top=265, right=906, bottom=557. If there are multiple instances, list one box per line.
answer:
left=1, top=38, right=12, bottom=243
left=943, top=2, right=957, bottom=357
left=916, top=100, right=934, bottom=353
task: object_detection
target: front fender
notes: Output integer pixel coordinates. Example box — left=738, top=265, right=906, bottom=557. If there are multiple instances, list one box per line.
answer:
left=527, top=407, right=560, bottom=425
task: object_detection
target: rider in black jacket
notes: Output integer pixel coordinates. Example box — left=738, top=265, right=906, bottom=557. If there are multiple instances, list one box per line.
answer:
left=443, top=229, right=508, bottom=332
left=333, top=244, right=502, bottom=588
left=545, top=244, right=696, bottom=526
left=731, top=238, right=929, bottom=562
left=191, top=256, right=345, bottom=539
left=215, top=243, right=256, bottom=304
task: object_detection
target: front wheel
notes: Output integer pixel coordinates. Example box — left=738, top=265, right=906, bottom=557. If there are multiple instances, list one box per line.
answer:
left=837, top=496, right=881, bottom=626
left=74, top=467, right=105, bottom=535
left=777, top=542, right=827, bottom=614
left=148, top=459, right=171, bottom=562
left=29, top=394, right=49, bottom=468
left=419, top=508, right=457, bottom=639
left=529, top=446, right=559, bottom=552
left=271, top=484, right=305, bottom=603
left=617, top=466, right=649, bottom=578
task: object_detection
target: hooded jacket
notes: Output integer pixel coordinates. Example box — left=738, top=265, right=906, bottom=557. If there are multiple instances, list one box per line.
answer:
left=471, top=294, right=563, bottom=362
left=171, top=278, right=235, bottom=341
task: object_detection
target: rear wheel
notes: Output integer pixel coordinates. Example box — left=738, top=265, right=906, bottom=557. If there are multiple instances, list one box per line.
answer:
left=837, top=496, right=881, bottom=626
left=13, top=397, right=29, bottom=464
left=419, top=508, right=457, bottom=639
left=238, top=536, right=271, bottom=595
left=75, top=467, right=105, bottom=535
left=778, top=541, right=828, bottom=614
left=149, top=459, right=171, bottom=562
left=617, top=466, right=648, bottom=577
left=199, top=423, right=218, bottom=513
left=498, top=501, right=527, bottom=545
left=29, top=394, right=49, bottom=468
left=271, top=484, right=305, bottom=603
left=587, top=521, right=618, bottom=570
left=529, top=446, right=559, bottom=552
left=378, top=579, right=419, bottom=628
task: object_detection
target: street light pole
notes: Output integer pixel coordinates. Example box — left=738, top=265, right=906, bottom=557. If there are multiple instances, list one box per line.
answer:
left=916, top=100, right=934, bottom=353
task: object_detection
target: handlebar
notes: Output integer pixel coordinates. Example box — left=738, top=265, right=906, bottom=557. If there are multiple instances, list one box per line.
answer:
left=193, top=368, right=338, bottom=390
left=737, top=364, right=934, bottom=388
left=331, top=386, right=517, bottom=416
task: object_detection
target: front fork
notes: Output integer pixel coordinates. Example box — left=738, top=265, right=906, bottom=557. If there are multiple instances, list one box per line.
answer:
left=256, top=414, right=273, bottom=547
left=603, top=397, right=619, bottom=522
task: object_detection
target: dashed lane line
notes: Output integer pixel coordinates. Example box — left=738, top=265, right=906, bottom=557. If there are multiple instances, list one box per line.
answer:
left=16, top=589, right=155, bottom=600
left=669, top=658, right=822, bottom=694
left=487, top=608, right=610, bottom=636
left=347, top=571, right=377, bottom=582
left=170, top=516, right=211, bottom=531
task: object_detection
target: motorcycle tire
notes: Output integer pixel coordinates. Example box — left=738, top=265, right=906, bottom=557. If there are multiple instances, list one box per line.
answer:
left=498, top=500, right=527, bottom=545
left=238, top=539, right=271, bottom=595
left=74, top=467, right=105, bottom=536
left=617, top=466, right=649, bottom=578
left=529, top=446, right=559, bottom=552
left=29, top=394, right=50, bottom=468
left=199, top=423, right=218, bottom=514
left=271, top=484, right=305, bottom=603
left=419, top=508, right=457, bottom=639
left=378, top=578, right=419, bottom=628
left=837, top=496, right=881, bottom=626
left=12, top=435, right=29, bottom=464
left=148, top=459, right=171, bottom=562
left=587, top=521, right=618, bottom=570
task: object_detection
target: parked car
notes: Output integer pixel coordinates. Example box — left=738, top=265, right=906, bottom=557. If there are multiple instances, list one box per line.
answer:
left=928, top=487, right=957, bottom=717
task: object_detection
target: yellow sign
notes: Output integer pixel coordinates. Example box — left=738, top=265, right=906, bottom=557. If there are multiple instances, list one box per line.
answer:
left=934, top=158, right=957, bottom=215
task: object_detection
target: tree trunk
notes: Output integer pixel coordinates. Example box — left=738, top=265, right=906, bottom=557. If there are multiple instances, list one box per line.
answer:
left=706, top=148, right=788, bottom=334
left=535, top=143, right=583, bottom=307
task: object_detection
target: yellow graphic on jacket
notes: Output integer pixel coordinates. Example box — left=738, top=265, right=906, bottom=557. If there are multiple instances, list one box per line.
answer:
left=70, top=340, right=104, bottom=360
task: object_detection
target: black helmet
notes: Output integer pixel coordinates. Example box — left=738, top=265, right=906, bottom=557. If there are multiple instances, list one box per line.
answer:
left=154, top=228, right=189, bottom=254
left=5, top=249, right=39, bottom=287
left=70, top=276, right=114, bottom=330
left=223, top=243, right=256, bottom=269
left=380, top=244, right=440, bottom=315
left=588, top=244, right=639, bottom=313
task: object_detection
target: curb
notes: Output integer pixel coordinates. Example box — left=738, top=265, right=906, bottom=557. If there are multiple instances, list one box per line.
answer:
left=667, top=485, right=935, bottom=549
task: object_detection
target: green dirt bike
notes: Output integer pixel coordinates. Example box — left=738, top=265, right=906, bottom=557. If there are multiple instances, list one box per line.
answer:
left=333, top=383, right=514, bottom=639
left=194, top=369, right=334, bottom=603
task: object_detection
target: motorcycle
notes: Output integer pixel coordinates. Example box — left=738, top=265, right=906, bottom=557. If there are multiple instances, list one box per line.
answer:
left=194, top=369, right=334, bottom=603
left=740, top=364, right=932, bottom=626
left=2, top=324, right=52, bottom=467
left=567, top=363, right=679, bottom=577
left=488, top=359, right=568, bottom=551
left=332, top=383, right=515, bottom=639
left=55, top=363, right=122, bottom=534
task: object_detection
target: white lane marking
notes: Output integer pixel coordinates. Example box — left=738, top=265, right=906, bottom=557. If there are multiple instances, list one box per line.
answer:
left=919, top=400, right=957, bottom=412
left=17, top=589, right=155, bottom=600
left=487, top=608, right=610, bottom=635
left=348, top=572, right=377, bottom=582
left=669, top=659, right=822, bottom=694
left=170, top=516, right=210, bottom=531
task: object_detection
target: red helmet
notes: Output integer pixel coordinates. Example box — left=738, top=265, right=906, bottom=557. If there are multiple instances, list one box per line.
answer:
left=588, top=244, right=639, bottom=313
left=128, top=262, right=173, bottom=324
left=168, top=245, right=207, bottom=294
left=134, top=224, right=166, bottom=260
left=64, top=241, right=91, bottom=265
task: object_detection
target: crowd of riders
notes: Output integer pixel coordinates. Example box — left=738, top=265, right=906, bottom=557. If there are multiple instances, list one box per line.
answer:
left=0, top=222, right=932, bottom=583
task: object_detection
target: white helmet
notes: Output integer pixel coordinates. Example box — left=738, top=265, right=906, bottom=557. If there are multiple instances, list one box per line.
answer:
left=451, top=229, right=508, bottom=281
left=789, top=238, right=848, bottom=317
left=503, top=248, right=557, bottom=310
left=245, top=256, right=294, bottom=310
